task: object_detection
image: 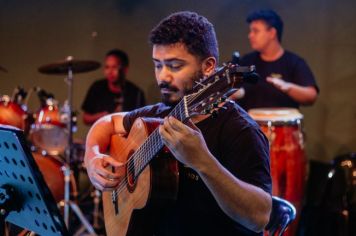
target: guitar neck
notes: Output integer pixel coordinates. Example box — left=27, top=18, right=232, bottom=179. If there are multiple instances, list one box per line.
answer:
left=129, top=100, right=188, bottom=179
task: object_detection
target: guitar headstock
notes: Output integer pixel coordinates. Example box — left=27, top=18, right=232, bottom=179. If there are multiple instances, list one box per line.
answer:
left=183, top=63, right=257, bottom=118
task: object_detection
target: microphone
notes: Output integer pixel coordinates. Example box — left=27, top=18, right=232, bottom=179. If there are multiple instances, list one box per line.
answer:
left=231, top=51, right=240, bottom=64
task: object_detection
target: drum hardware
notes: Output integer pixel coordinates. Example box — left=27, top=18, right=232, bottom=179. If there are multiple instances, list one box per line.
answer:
left=267, top=120, right=273, bottom=147
left=297, top=119, right=304, bottom=149
left=92, top=190, right=102, bottom=229
left=38, top=56, right=100, bottom=235
left=38, top=57, right=100, bottom=75
left=75, top=190, right=104, bottom=236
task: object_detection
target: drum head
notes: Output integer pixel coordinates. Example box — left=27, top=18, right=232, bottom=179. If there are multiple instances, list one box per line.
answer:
left=248, top=107, right=303, bottom=125
left=30, top=124, right=68, bottom=155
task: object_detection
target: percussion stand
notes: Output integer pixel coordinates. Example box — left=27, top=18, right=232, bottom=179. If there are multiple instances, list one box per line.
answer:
left=60, top=64, right=97, bottom=236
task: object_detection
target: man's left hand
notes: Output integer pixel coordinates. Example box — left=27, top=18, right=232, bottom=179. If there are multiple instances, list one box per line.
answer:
left=266, top=76, right=291, bottom=92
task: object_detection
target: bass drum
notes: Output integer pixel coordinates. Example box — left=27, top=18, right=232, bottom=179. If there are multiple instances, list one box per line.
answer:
left=32, top=152, right=77, bottom=203
left=10, top=153, right=77, bottom=236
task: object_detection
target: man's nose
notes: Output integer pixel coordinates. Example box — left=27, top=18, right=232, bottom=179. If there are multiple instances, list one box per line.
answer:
left=158, top=66, right=173, bottom=83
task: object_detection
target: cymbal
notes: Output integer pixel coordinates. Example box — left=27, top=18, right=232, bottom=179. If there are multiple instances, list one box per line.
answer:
left=38, top=57, right=101, bottom=75
left=0, top=65, right=8, bottom=73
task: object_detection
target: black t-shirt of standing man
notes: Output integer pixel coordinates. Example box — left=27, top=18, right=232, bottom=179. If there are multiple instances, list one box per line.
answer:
left=238, top=51, right=319, bottom=111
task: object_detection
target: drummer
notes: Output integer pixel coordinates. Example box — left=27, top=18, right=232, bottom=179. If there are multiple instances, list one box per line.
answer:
left=81, top=49, right=146, bottom=125
left=231, top=9, right=319, bottom=110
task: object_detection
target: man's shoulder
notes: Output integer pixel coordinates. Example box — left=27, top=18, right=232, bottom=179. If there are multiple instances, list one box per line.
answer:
left=220, top=101, right=260, bottom=131
left=89, top=78, right=107, bottom=88
left=125, top=102, right=169, bottom=118
left=240, top=51, right=260, bottom=64
left=283, top=50, right=306, bottom=64
left=123, top=103, right=170, bottom=132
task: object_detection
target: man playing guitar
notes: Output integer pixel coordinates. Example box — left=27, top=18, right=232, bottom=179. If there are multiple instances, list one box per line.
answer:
left=84, top=11, right=272, bottom=236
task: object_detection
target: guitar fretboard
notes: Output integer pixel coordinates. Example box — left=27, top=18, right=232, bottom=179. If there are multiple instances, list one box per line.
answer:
left=129, top=99, right=187, bottom=179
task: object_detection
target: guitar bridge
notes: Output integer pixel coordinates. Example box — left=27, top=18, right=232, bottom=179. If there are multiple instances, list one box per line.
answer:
left=112, top=190, right=119, bottom=215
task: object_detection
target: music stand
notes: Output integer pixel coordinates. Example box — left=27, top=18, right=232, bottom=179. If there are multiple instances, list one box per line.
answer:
left=0, top=125, right=69, bottom=236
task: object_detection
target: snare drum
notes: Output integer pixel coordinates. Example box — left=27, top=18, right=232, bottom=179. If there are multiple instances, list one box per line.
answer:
left=249, top=108, right=306, bottom=231
left=0, top=95, right=27, bottom=129
left=30, top=98, right=68, bottom=156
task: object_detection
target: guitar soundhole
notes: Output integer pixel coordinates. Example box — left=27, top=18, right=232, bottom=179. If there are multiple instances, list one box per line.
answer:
left=126, top=158, right=137, bottom=193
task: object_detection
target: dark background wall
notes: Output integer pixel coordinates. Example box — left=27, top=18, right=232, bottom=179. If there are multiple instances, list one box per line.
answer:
left=0, top=0, right=355, bottom=162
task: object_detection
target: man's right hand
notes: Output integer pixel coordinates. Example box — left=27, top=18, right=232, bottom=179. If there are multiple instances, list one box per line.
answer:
left=86, top=154, right=125, bottom=191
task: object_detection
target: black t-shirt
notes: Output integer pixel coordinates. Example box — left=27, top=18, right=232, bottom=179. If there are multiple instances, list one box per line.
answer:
left=123, top=101, right=271, bottom=236
left=81, top=79, right=146, bottom=113
left=238, top=51, right=319, bottom=111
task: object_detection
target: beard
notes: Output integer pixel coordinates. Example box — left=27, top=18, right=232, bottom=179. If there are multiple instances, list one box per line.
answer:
left=160, top=69, right=204, bottom=107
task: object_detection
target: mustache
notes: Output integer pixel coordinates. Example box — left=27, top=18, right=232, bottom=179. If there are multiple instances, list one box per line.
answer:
left=158, top=82, right=179, bottom=92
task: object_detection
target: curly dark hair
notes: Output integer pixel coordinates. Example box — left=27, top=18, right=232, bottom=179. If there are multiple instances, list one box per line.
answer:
left=106, top=49, right=129, bottom=68
left=149, top=11, right=219, bottom=63
left=246, top=9, right=284, bottom=42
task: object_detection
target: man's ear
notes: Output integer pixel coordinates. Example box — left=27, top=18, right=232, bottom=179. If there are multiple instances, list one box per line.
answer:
left=202, top=57, right=216, bottom=77
left=269, top=27, right=278, bottom=41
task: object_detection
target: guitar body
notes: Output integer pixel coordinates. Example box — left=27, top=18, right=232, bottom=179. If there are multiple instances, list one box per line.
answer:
left=103, top=117, right=179, bottom=236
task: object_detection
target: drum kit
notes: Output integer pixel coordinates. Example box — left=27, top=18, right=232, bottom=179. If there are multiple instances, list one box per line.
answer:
left=0, top=58, right=103, bottom=235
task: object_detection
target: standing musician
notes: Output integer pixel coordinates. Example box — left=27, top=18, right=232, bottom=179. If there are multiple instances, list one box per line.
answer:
left=233, top=9, right=319, bottom=110
left=82, top=49, right=146, bottom=125
left=84, top=11, right=272, bottom=235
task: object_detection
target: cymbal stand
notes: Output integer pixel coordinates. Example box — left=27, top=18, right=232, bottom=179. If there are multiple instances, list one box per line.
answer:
left=60, top=61, right=97, bottom=235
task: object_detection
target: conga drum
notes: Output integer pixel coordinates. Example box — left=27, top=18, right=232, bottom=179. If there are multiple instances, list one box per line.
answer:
left=249, top=108, right=306, bottom=235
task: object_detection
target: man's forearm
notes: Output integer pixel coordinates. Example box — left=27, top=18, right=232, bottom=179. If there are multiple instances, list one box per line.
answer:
left=197, top=153, right=272, bottom=232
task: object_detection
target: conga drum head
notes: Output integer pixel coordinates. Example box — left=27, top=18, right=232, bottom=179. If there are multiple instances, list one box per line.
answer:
left=248, top=107, right=303, bottom=125
left=30, top=125, right=68, bottom=155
